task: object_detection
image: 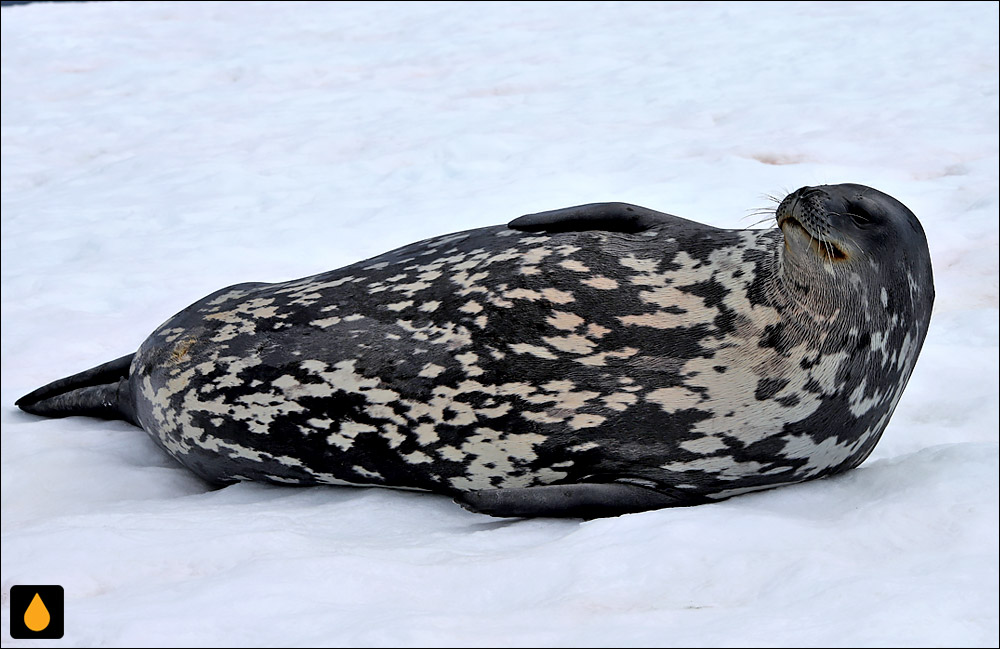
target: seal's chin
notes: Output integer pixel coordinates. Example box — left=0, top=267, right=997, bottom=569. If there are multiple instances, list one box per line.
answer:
left=778, top=216, right=849, bottom=262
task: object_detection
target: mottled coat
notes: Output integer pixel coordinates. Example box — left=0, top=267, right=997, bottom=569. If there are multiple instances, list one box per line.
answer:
left=18, top=185, right=934, bottom=516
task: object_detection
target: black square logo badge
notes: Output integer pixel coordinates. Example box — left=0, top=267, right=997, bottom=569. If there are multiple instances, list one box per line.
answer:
left=10, top=585, right=64, bottom=639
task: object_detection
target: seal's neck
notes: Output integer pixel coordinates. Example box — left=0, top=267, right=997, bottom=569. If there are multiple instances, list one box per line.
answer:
left=769, top=238, right=853, bottom=334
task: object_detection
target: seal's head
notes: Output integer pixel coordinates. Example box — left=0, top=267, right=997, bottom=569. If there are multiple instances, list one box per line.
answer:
left=775, top=183, right=934, bottom=326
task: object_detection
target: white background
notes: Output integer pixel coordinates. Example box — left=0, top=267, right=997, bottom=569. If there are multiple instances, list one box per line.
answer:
left=2, top=2, right=997, bottom=646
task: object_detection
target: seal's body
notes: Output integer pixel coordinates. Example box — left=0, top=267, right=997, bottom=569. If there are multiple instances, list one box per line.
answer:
left=18, top=185, right=934, bottom=518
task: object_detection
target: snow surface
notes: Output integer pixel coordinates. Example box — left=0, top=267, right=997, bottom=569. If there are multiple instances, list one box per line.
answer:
left=1, top=1, right=997, bottom=646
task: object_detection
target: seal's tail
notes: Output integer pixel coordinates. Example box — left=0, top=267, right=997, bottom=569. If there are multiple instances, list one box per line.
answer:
left=16, top=353, right=139, bottom=426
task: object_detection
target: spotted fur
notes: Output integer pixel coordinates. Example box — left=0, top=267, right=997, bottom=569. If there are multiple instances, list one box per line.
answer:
left=18, top=184, right=935, bottom=516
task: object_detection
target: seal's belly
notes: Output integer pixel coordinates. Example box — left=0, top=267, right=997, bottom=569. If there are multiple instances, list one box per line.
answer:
left=129, top=223, right=882, bottom=498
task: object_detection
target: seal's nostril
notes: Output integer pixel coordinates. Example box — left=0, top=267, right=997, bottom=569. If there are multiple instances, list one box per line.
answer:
left=800, top=187, right=829, bottom=200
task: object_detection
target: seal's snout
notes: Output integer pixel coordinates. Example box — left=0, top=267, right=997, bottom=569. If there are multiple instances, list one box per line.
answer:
left=776, top=186, right=848, bottom=262
left=775, top=186, right=828, bottom=226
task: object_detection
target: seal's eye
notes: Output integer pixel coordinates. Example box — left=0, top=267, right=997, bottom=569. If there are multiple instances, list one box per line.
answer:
left=848, top=205, right=873, bottom=228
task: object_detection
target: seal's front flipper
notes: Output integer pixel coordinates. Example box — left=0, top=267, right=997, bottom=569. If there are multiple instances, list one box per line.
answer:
left=455, top=482, right=700, bottom=519
left=508, top=202, right=683, bottom=234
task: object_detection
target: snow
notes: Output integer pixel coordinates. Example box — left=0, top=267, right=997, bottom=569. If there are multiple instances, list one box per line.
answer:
left=1, top=1, right=997, bottom=646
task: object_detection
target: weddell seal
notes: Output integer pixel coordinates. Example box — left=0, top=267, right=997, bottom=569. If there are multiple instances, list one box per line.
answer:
left=17, top=184, right=934, bottom=518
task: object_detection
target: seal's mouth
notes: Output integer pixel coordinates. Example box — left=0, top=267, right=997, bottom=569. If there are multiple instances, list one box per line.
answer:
left=778, top=215, right=849, bottom=262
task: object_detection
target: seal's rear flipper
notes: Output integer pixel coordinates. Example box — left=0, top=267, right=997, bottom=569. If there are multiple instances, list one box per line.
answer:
left=508, top=202, right=677, bottom=234
left=16, top=353, right=139, bottom=426
left=455, top=482, right=702, bottom=519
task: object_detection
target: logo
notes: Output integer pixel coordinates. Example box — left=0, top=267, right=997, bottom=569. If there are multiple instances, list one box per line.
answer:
left=9, top=585, right=64, bottom=639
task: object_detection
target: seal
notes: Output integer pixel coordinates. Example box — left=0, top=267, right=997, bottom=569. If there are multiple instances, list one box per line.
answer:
left=17, top=184, right=934, bottom=518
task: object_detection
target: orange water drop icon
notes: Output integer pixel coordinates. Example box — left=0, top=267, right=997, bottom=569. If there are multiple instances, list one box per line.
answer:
left=24, top=592, right=51, bottom=632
